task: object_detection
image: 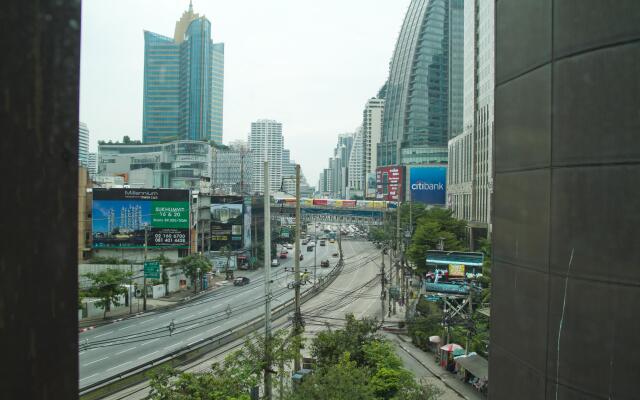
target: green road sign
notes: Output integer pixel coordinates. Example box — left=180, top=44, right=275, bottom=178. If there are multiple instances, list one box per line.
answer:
left=281, top=227, right=291, bottom=239
left=144, top=261, right=160, bottom=279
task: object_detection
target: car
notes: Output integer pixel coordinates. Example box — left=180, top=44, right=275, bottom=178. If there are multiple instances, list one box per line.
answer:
left=233, top=277, right=250, bottom=286
left=279, top=251, right=288, bottom=259
left=320, top=240, right=326, bottom=246
left=285, top=243, right=293, bottom=250
left=329, top=238, right=335, bottom=243
left=271, top=259, right=280, bottom=267
left=320, top=260, right=330, bottom=268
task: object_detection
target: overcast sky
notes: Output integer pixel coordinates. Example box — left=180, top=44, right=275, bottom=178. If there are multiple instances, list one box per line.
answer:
left=80, top=0, right=410, bottom=185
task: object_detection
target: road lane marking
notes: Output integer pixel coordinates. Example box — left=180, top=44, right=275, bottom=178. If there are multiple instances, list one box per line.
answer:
left=79, top=373, right=98, bottom=382
left=186, top=335, right=201, bottom=345
left=107, top=361, right=131, bottom=372
left=141, top=338, right=160, bottom=346
left=93, top=331, right=114, bottom=338
left=177, top=314, right=195, bottom=322
left=165, top=341, right=184, bottom=350
left=115, top=347, right=136, bottom=355
left=117, top=326, right=130, bottom=331
left=141, top=350, right=160, bottom=359
left=81, top=356, right=108, bottom=366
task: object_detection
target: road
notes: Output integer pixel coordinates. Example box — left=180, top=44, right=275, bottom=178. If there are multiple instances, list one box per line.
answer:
left=78, top=237, right=369, bottom=389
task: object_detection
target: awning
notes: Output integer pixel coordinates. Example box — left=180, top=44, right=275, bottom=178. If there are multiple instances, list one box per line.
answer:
left=454, top=354, right=488, bottom=381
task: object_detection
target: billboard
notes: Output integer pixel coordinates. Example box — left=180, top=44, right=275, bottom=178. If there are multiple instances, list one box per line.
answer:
left=376, top=166, right=405, bottom=201
left=210, top=196, right=244, bottom=251
left=408, top=166, right=447, bottom=205
left=92, top=188, right=189, bottom=248
left=365, top=172, right=377, bottom=199
left=243, top=197, right=252, bottom=250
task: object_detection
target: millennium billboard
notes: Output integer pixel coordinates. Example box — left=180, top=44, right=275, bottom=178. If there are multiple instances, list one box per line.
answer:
left=92, top=188, right=190, bottom=248
left=210, top=196, right=244, bottom=251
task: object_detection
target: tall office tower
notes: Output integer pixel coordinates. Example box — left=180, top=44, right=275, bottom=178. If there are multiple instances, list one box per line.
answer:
left=212, top=142, right=253, bottom=195
left=87, top=152, right=97, bottom=179
left=347, top=127, right=365, bottom=193
left=447, top=0, right=494, bottom=240
left=248, top=119, right=284, bottom=194
left=78, top=122, right=89, bottom=167
left=362, top=97, right=384, bottom=194
left=142, top=2, right=224, bottom=144
left=281, top=149, right=297, bottom=194
left=378, top=0, right=463, bottom=166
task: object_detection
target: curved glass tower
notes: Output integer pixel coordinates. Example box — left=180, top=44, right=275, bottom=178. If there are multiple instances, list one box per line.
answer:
left=378, top=0, right=463, bottom=166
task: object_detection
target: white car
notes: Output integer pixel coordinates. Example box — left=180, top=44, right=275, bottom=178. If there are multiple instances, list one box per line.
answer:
left=286, top=243, right=293, bottom=250
left=271, top=258, right=280, bottom=267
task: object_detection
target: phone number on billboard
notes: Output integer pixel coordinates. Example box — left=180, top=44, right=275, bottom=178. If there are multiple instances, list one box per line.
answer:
left=154, top=232, right=187, bottom=244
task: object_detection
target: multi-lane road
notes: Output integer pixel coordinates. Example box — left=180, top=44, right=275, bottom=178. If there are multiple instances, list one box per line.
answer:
left=79, top=238, right=377, bottom=390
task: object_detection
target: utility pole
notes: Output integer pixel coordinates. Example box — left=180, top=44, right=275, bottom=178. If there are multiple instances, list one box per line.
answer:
left=263, top=161, right=273, bottom=400
left=313, top=223, right=317, bottom=283
left=381, top=249, right=386, bottom=323
left=143, top=225, right=148, bottom=312
left=394, top=203, right=400, bottom=315
left=129, top=264, right=133, bottom=315
left=293, top=164, right=302, bottom=372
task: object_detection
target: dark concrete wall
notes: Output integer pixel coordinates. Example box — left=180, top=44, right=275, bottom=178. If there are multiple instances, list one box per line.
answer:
left=491, top=1, right=640, bottom=399
left=0, top=0, right=81, bottom=398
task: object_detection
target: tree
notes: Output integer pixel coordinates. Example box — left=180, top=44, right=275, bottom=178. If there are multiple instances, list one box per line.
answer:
left=289, top=354, right=376, bottom=400
left=148, top=331, right=298, bottom=400
left=178, top=254, right=212, bottom=294
left=84, top=268, right=132, bottom=319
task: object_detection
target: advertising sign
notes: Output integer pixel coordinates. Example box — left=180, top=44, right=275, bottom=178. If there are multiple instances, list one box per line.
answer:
left=376, top=166, right=405, bottom=201
left=210, top=196, right=244, bottom=251
left=211, top=255, right=237, bottom=272
left=92, top=188, right=189, bottom=249
left=448, top=264, right=466, bottom=277
left=144, top=261, right=161, bottom=279
left=409, top=166, right=447, bottom=205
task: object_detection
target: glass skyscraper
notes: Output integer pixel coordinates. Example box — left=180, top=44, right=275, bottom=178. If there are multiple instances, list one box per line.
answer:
left=378, top=0, right=463, bottom=167
left=142, top=2, right=224, bottom=145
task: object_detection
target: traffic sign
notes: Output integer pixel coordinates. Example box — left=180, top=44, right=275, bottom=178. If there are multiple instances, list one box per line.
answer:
left=144, top=261, right=160, bottom=279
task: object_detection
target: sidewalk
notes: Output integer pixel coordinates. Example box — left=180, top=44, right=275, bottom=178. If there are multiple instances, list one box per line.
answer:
left=391, top=334, right=485, bottom=400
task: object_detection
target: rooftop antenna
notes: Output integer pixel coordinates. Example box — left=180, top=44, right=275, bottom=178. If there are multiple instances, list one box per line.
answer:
left=188, top=0, right=193, bottom=12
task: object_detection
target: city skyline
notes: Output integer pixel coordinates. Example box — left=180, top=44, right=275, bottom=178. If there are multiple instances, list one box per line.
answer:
left=79, top=0, right=411, bottom=183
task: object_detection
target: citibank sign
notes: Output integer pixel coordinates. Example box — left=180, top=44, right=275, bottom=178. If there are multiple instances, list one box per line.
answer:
left=409, top=166, right=447, bottom=205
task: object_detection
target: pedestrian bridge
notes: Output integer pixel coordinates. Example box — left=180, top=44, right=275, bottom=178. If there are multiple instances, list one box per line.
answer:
left=272, top=198, right=396, bottom=225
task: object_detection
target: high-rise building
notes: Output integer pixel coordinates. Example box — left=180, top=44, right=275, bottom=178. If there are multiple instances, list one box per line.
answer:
left=142, top=2, right=224, bottom=145
left=248, top=119, right=284, bottom=194
left=87, top=152, right=97, bottom=179
left=212, top=142, right=253, bottom=195
left=378, top=0, right=463, bottom=167
left=362, top=97, right=384, bottom=195
left=78, top=122, right=89, bottom=167
left=347, top=127, right=365, bottom=194
left=447, top=0, right=494, bottom=241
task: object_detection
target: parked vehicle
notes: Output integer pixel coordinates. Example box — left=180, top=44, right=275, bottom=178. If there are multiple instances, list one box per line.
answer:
left=320, top=260, right=330, bottom=268
left=233, top=276, right=250, bottom=286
